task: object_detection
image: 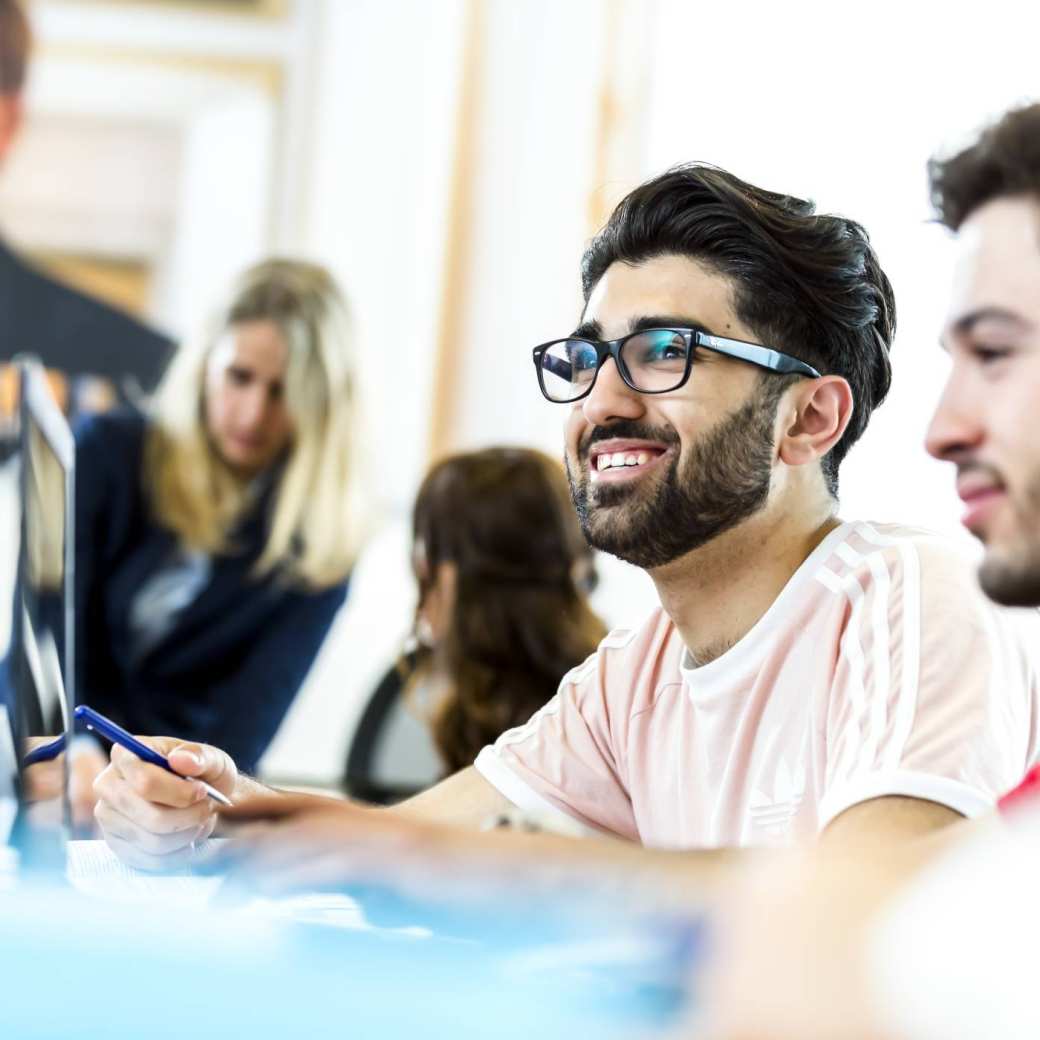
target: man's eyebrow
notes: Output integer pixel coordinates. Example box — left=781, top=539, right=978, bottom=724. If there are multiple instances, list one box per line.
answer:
left=949, top=307, right=1030, bottom=338
left=631, top=315, right=714, bottom=335
left=571, top=319, right=602, bottom=340
left=571, top=315, right=716, bottom=340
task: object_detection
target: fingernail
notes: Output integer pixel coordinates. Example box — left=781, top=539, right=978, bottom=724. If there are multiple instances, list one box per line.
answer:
left=183, top=751, right=203, bottom=769
left=193, top=783, right=208, bottom=803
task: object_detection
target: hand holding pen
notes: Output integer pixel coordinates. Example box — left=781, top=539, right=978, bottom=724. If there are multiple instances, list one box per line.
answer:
left=24, top=705, right=232, bottom=808
left=91, top=732, right=241, bottom=873
left=24, top=706, right=237, bottom=871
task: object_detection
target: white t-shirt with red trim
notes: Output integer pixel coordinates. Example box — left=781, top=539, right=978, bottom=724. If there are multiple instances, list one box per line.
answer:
left=475, top=521, right=1040, bottom=848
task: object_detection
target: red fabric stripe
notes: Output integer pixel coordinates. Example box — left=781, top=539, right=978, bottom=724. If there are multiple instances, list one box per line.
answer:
left=999, top=764, right=1040, bottom=814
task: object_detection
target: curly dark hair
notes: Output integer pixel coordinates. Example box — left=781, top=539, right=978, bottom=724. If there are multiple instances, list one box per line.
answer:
left=0, top=0, right=30, bottom=94
left=581, top=164, right=897, bottom=496
left=411, top=447, right=606, bottom=773
left=929, top=104, right=1040, bottom=230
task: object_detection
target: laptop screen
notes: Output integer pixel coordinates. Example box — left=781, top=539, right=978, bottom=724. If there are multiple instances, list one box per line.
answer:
left=1, top=361, right=75, bottom=856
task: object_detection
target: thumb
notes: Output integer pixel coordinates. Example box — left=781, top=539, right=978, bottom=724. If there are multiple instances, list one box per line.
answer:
left=167, top=743, right=237, bottom=794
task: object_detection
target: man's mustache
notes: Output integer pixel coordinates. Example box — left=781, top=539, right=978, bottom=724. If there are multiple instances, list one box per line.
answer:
left=579, top=421, right=680, bottom=460
left=955, top=459, right=1007, bottom=488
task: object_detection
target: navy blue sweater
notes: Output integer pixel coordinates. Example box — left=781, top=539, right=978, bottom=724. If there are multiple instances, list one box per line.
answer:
left=75, top=411, right=348, bottom=773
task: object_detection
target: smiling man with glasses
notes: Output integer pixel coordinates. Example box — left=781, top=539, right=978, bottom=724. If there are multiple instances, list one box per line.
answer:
left=463, top=164, right=1036, bottom=858
left=91, top=165, right=1038, bottom=900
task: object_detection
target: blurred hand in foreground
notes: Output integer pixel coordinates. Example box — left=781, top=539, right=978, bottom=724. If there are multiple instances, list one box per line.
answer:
left=23, top=737, right=109, bottom=831
left=208, top=794, right=451, bottom=898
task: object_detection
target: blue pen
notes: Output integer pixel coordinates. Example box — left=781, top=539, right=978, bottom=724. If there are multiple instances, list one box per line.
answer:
left=23, top=705, right=232, bottom=807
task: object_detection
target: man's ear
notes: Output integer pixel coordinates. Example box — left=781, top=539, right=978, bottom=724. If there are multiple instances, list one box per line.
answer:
left=777, top=376, right=854, bottom=468
left=0, top=94, right=24, bottom=165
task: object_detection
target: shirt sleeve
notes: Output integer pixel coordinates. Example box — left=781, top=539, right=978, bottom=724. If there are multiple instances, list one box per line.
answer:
left=818, top=537, right=1040, bottom=829
left=474, top=631, right=640, bottom=841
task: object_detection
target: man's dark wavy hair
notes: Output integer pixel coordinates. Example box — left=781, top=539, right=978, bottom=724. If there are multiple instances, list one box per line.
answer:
left=581, top=164, right=897, bottom=496
left=929, top=103, right=1040, bottom=230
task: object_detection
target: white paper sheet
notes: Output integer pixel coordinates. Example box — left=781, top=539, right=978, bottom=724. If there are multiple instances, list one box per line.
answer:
left=67, top=838, right=225, bottom=906
left=65, top=840, right=418, bottom=934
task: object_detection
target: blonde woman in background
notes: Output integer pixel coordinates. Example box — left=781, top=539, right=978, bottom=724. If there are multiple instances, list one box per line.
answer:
left=71, top=259, right=363, bottom=806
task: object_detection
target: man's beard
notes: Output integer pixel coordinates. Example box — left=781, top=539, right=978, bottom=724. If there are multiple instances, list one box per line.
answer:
left=567, top=382, right=782, bottom=570
left=978, top=467, right=1040, bottom=607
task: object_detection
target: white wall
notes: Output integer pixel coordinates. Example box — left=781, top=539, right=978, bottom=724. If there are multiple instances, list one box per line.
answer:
left=444, top=0, right=609, bottom=458
left=0, top=114, right=179, bottom=258
left=298, top=0, right=469, bottom=511
left=159, top=90, right=275, bottom=329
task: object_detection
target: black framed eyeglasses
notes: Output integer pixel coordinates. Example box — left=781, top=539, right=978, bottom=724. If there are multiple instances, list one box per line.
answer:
left=531, top=327, right=821, bottom=404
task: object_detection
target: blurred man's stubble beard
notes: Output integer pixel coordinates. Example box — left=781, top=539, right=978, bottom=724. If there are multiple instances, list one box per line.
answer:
left=978, top=467, right=1040, bottom=606
left=567, top=385, right=781, bottom=570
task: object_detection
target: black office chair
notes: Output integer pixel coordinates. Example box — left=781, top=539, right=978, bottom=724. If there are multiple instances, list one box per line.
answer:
left=343, top=650, right=443, bottom=805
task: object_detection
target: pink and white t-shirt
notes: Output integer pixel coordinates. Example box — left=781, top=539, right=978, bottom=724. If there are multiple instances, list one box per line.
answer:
left=475, top=521, right=1040, bottom=848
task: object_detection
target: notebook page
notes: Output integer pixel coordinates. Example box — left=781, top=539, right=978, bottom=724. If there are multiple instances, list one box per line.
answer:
left=66, top=839, right=384, bottom=932
left=67, top=838, right=225, bottom=906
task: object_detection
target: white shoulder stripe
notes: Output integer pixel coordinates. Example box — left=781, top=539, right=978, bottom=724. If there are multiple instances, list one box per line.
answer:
left=601, top=626, right=640, bottom=650
left=493, top=643, right=604, bottom=751
left=884, top=541, right=921, bottom=771
left=834, top=571, right=869, bottom=784
left=823, top=523, right=923, bottom=778
left=560, top=653, right=599, bottom=688
left=836, top=542, right=865, bottom=568
left=815, top=567, right=845, bottom=594
left=863, top=548, right=893, bottom=771
left=493, top=694, right=563, bottom=749
left=490, top=622, right=647, bottom=754
left=853, top=521, right=888, bottom=546
left=841, top=524, right=922, bottom=774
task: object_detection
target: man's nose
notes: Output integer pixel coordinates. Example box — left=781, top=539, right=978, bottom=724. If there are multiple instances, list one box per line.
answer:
left=925, top=372, right=984, bottom=462
left=581, top=357, right=645, bottom=427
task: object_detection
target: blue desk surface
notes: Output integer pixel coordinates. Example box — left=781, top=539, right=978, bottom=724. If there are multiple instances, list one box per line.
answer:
left=0, top=874, right=703, bottom=1039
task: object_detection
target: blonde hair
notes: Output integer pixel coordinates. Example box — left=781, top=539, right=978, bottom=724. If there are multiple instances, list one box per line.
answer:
left=145, top=258, right=365, bottom=590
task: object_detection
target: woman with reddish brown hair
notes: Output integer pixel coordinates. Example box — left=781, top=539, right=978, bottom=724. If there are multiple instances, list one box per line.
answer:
left=346, top=447, right=605, bottom=800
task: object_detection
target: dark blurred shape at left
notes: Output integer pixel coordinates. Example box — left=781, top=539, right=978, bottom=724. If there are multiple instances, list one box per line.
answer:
left=0, top=0, right=172, bottom=436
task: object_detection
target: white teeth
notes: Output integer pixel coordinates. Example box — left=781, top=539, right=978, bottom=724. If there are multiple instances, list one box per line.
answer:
left=596, top=450, right=654, bottom=471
